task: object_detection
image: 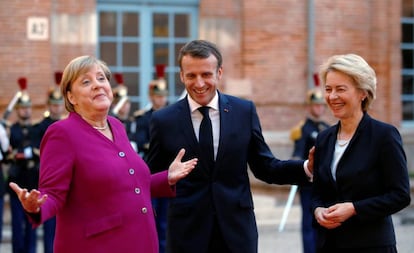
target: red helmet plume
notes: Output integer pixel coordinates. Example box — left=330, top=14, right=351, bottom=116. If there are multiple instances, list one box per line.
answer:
left=55, top=72, right=63, bottom=86
left=17, top=77, right=27, bottom=90
left=155, top=64, right=166, bottom=79
left=114, top=73, right=124, bottom=85
left=313, top=73, right=320, bottom=87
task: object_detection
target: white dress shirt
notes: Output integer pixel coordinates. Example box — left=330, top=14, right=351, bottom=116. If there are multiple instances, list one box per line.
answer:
left=187, top=92, right=220, bottom=160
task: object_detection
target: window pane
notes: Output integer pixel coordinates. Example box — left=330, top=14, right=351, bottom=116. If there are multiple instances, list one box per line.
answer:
left=175, top=43, right=186, bottom=64
left=124, top=72, right=139, bottom=97
left=403, top=75, right=414, bottom=94
left=123, top=13, right=139, bottom=36
left=100, top=42, right=117, bottom=66
left=174, top=14, right=189, bottom=37
left=402, top=0, right=414, bottom=17
left=154, top=43, right=168, bottom=66
left=100, top=12, right=117, bottom=36
left=153, top=13, right=169, bottom=37
left=403, top=100, right=414, bottom=120
left=123, top=43, right=139, bottom=66
left=175, top=72, right=185, bottom=96
left=124, top=72, right=140, bottom=112
left=402, top=23, right=413, bottom=43
left=402, top=49, right=414, bottom=68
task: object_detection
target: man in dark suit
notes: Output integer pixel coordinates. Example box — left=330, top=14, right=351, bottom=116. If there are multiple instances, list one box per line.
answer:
left=146, top=39, right=313, bottom=253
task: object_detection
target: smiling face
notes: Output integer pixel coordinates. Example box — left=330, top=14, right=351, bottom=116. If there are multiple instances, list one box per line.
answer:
left=324, top=70, right=366, bottom=121
left=180, top=54, right=222, bottom=106
left=67, top=64, right=113, bottom=118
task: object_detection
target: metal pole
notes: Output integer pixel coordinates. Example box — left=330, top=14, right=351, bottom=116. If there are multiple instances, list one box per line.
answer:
left=278, top=185, right=298, bottom=232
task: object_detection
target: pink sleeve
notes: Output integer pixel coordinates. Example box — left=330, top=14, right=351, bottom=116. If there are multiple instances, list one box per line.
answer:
left=150, top=170, right=176, bottom=198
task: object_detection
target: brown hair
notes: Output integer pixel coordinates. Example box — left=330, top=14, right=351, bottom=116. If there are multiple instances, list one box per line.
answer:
left=178, top=40, right=223, bottom=71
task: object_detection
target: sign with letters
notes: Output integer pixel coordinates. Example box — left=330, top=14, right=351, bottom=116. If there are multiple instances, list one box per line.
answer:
left=27, top=17, right=49, bottom=40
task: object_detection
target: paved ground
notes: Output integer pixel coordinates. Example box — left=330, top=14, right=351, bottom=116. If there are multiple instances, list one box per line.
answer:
left=0, top=186, right=413, bottom=252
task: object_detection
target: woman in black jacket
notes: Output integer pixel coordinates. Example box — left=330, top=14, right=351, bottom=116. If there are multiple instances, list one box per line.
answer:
left=312, top=53, right=411, bottom=253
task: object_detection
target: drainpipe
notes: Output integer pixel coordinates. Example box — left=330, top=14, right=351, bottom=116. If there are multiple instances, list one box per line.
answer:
left=307, top=0, right=315, bottom=89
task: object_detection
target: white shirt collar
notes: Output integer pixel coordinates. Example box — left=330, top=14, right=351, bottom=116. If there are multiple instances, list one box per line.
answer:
left=187, top=90, right=219, bottom=113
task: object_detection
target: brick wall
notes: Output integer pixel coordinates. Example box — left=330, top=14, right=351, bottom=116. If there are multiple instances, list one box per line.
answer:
left=0, top=0, right=96, bottom=122
left=200, top=0, right=402, bottom=130
left=0, top=0, right=408, bottom=143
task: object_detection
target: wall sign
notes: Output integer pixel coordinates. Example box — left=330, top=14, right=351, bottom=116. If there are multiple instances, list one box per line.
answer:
left=27, top=17, right=49, bottom=40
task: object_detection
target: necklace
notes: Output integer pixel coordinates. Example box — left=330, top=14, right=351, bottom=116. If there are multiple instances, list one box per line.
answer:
left=93, top=123, right=108, bottom=131
left=337, top=139, right=350, bottom=147
left=337, top=126, right=351, bottom=147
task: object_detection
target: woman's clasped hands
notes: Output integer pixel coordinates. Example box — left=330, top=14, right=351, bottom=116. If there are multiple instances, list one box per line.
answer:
left=314, top=202, right=356, bottom=229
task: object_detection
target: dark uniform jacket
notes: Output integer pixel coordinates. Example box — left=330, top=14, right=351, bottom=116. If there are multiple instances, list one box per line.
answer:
left=292, top=117, right=329, bottom=160
left=8, top=122, right=39, bottom=195
left=133, top=109, right=153, bottom=160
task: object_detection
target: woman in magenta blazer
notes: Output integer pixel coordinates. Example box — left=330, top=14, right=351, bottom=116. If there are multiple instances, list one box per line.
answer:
left=9, top=55, right=197, bottom=253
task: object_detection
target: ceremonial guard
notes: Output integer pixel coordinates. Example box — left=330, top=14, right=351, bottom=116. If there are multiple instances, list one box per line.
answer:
left=33, top=72, right=66, bottom=253
left=7, top=77, right=38, bottom=253
left=35, top=72, right=66, bottom=139
left=0, top=109, right=10, bottom=250
left=111, top=73, right=137, bottom=151
left=133, top=65, right=168, bottom=159
left=132, top=64, right=169, bottom=253
left=0, top=77, right=26, bottom=249
left=289, top=77, right=330, bottom=253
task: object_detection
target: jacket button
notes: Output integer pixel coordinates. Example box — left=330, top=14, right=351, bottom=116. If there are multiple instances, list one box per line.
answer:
left=135, top=188, right=141, bottom=194
left=129, top=168, right=135, bottom=175
left=118, top=151, right=125, bottom=157
left=141, top=207, right=147, bottom=214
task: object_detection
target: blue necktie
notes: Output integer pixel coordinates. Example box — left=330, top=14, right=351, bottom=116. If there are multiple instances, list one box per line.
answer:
left=198, top=106, right=214, bottom=170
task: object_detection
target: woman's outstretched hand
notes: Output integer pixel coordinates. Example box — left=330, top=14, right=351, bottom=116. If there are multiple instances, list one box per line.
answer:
left=9, top=182, right=48, bottom=214
left=168, top=148, right=198, bottom=185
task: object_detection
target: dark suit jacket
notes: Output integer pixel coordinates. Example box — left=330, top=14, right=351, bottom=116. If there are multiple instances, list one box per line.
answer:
left=312, top=113, right=411, bottom=250
left=146, top=92, right=310, bottom=253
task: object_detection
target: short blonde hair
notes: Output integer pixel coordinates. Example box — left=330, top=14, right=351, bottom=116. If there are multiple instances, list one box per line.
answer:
left=60, top=56, right=112, bottom=112
left=319, top=53, right=376, bottom=112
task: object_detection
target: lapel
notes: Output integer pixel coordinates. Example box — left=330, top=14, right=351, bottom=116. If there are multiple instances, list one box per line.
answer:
left=176, top=97, right=199, bottom=152
left=325, top=124, right=339, bottom=187
left=334, top=113, right=369, bottom=181
left=213, top=93, right=232, bottom=175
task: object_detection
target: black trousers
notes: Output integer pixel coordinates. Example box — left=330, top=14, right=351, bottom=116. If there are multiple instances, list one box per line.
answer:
left=208, top=216, right=232, bottom=253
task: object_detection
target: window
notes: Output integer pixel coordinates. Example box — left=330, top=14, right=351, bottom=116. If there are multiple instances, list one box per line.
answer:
left=97, top=1, right=199, bottom=110
left=402, top=0, right=414, bottom=125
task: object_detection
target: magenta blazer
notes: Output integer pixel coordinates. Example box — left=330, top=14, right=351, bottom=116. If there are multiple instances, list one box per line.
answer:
left=35, top=112, right=174, bottom=253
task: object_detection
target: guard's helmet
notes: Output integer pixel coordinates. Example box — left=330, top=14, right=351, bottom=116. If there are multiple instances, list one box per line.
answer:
left=306, top=73, right=325, bottom=104
left=16, top=77, right=31, bottom=107
left=112, top=73, right=128, bottom=104
left=306, top=88, right=324, bottom=104
left=149, top=64, right=168, bottom=96
left=47, top=72, right=64, bottom=104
